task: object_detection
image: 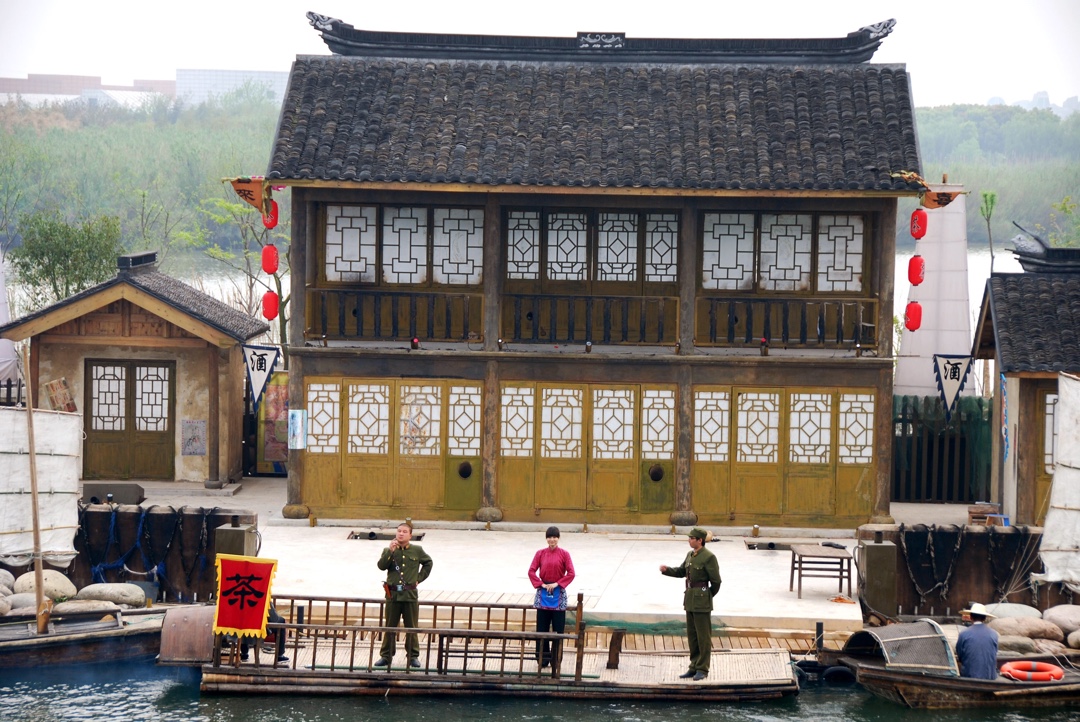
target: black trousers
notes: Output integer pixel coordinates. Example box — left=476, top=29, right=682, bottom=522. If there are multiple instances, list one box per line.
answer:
left=241, top=605, right=286, bottom=658
left=535, top=608, right=566, bottom=664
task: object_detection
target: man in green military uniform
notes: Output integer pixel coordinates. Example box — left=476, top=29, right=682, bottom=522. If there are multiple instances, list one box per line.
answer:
left=375, top=522, right=433, bottom=669
left=660, top=527, right=722, bottom=681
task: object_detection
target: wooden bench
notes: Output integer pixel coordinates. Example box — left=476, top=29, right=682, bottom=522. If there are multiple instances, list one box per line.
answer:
left=789, top=544, right=853, bottom=599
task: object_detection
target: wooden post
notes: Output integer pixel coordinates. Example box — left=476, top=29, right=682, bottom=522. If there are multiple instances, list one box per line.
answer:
left=573, top=592, right=586, bottom=682
left=22, top=346, right=50, bottom=634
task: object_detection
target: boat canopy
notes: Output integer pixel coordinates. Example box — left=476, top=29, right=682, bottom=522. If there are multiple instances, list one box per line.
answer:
left=0, top=407, right=81, bottom=566
left=1032, top=372, right=1080, bottom=594
left=842, top=619, right=959, bottom=676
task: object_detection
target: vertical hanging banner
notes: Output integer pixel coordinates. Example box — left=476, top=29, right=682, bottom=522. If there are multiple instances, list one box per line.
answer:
left=933, top=354, right=972, bottom=421
left=213, top=554, right=278, bottom=638
left=242, top=344, right=281, bottom=414
left=1001, top=373, right=1010, bottom=462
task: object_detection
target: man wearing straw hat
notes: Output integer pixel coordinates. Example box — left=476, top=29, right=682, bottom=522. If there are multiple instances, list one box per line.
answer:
left=660, top=528, right=722, bottom=681
left=956, top=602, right=999, bottom=679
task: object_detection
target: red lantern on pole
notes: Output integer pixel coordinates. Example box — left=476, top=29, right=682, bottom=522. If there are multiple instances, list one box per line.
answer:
left=262, top=199, right=279, bottom=229
left=908, top=254, right=925, bottom=286
left=261, top=244, right=279, bottom=275
left=904, top=301, right=922, bottom=331
left=910, top=208, right=928, bottom=240
left=262, top=291, right=279, bottom=320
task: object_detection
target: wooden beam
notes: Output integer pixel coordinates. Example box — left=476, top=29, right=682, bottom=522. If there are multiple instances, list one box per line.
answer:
left=40, top=334, right=208, bottom=348
left=274, top=179, right=921, bottom=199
left=0, top=286, right=126, bottom=341
left=118, top=286, right=237, bottom=348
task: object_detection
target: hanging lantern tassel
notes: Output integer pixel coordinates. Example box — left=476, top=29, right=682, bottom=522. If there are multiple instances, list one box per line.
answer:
left=262, top=199, right=279, bottom=229
left=262, top=291, right=280, bottom=320
left=904, top=301, right=922, bottom=331
left=908, top=254, right=925, bottom=286
left=910, top=208, right=928, bottom=239
left=262, top=244, right=280, bottom=275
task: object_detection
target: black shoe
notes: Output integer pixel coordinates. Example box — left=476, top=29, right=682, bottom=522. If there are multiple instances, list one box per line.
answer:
left=277, top=655, right=289, bottom=662
left=239, top=654, right=249, bottom=662
left=678, top=670, right=696, bottom=679
left=409, top=658, right=421, bottom=668
left=693, top=671, right=707, bottom=681
left=374, top=657, right=391, bottom=667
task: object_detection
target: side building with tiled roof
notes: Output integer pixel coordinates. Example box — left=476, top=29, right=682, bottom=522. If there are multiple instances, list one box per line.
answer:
left=270, top=15, right=923, bottom=527
left=0, top=252, right=269, bottom=485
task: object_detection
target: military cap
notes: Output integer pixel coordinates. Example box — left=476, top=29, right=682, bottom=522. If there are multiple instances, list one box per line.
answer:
left=688, top=528, right=708, bottom=540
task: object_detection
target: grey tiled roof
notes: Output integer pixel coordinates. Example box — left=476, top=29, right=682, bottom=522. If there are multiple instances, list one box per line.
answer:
left=988, top=274, right=1080, bottom=373
left=0, top=268, right=269, bottom=343
left=268, top=55, right=922, bottom=192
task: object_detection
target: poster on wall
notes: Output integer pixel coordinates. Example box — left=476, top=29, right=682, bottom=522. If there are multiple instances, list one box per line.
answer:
left=256, top=371, right=289, bottom=475
left=182, top=419, right=207, bottom=456
left=44, top=378, right=77, bottom=412
left=288, top=410, right=307, bottom=450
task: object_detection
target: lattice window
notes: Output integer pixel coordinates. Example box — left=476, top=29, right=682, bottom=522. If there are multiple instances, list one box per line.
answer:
left=135, top=365, right=170, bottom=432
left=541, top=387, right=582, bottom=458
left=449, top=385, right=482, bottom=456
left=91, top=364, right=126, bottom=431
left=817, top=215, right=864, bottom=292
left=325, top=205, right=377, bottom=283
left=737, top=392, right=779, bottom=463
left=347, top=383, right=389, bottom=454
left=702, top=213, right=755, bottom=290
left=546, top=213, right=588, bottom=281
left=307, top=383, right=340, bottom=454
left=507, top=211, right=540, bottom=280
left=760, top=214, right=811, bottom=291
left=383, top=207, right=428, bottom=284
left=839, top=393, right=875, bottom=464
left=789, top=393, right=831, bottom=464
left=1045, top=393, right=1059, bottom=475
left=642, top=388, right=675, bottom=459
left=645, top=213, right=678, bottom=282
left=400, top=385, right=441, bottom=456
left=500, top=386, right=534, bottom=457
left=597, top=213, right=638, bottom=282
left=433, top=208, right=483, bottom=285
left=694, top=390, right=730, bottom=461
left=592, top=388, right=635, bottom=460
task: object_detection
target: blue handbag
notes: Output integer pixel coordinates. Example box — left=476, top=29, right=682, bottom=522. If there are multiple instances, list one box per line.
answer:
left=538, top=586, right=563, bottom=610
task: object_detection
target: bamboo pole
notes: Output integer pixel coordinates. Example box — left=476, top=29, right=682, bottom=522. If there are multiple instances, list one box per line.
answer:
left=22, top=345, right=50, bottom=634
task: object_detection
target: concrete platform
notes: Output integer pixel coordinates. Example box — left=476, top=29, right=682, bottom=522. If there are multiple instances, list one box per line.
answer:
left=120, top=477, right=974, bottom=636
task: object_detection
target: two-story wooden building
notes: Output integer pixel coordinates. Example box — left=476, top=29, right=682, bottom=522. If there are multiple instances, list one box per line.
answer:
left=270, top=14, right=922, bottom=527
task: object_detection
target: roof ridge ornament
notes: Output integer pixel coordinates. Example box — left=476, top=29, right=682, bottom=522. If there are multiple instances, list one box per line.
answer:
left=860, top=19, right=896, bottom=41
left=578, top=32, right=625, bottom=50
left=307, top=12, right=340, bottom=33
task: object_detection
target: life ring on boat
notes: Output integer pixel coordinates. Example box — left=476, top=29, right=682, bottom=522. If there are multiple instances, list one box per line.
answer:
left=999, top=660, right=1065, bottom=682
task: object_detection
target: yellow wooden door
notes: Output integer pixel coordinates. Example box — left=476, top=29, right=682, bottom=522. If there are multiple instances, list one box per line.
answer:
left=444, top=384, right=483, bottom=510
left=536, top=386, right=586, bottom=510
left=303, top=379, right=345, bottom=508
left=690, top=388, right=733, bottom=517
left=589, top=386, right=637, bottom=511
left=639, top=387, right=676, bottom=512
left=783, top=391, right=835, bottom=516
left=732, top=389, right=783, bottom=515
left=497, top=384, right=537, bottom=512
left=395, top=383, right=444, bottom=509
left=342, top=381, right=392, bottom=506
left=1035, top=389, right=1058, bottom=525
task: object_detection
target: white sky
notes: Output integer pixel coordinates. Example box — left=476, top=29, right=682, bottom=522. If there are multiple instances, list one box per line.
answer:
left=0, top=0, right=1077, bottom=108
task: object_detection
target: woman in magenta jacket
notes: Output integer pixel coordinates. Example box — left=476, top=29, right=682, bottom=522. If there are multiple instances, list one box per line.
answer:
left=528, top=526, right=576, bottom=668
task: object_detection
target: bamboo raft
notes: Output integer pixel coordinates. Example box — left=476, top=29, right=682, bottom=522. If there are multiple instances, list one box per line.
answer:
left=173, top=594, right=803, bottom=701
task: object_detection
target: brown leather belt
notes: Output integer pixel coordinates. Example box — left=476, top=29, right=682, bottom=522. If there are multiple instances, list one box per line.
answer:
left=687, top=581, right=710, bottom=589
left=388, top=583, right=417, bottom=592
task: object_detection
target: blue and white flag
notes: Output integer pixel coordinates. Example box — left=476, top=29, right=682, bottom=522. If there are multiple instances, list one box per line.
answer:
left=242, top=344, right=281, bottom=414
left=933, top=354, right=972, bottom=421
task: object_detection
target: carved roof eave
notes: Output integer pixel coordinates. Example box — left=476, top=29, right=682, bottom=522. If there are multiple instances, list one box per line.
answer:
left=306, top=13, right=896, bottom=64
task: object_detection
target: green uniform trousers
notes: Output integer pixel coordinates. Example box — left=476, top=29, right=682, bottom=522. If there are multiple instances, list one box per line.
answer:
left=380, top=599, right=420, bottom=660
left=685, top=611, right=713, bottom=673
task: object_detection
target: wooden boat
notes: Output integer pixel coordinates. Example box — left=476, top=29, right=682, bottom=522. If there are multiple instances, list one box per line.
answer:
left=0, top=607, right=165, bottom=668
left=161, top=593, right=800, bottom=702
left=836, top=620, right=1080, bottom=709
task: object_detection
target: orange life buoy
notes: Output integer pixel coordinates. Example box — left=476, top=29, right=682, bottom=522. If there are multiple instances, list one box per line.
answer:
left=999, top=660, right=1065, bottom=682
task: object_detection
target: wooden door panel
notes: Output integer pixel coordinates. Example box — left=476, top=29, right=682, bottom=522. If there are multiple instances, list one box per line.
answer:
left=836, top=466, right=874, bottom=517
left=691, top=462, right=730, bottom=517
left=344, top=457, right=391, bottom=506
left=732, top=469, right=782, bottom=514
left=536, top=465, right=586, bottom=509
left=397, top=457, right=443, bottom=508
left=497, top=458, right=534, bottom=511
left=84, top=361, right=174, bottom=480
left=784, top=467, right=834, bottom=515
left=589, top=463, right=635, bottom=510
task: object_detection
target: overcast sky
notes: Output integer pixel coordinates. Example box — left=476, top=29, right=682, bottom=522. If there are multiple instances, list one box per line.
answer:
left=0, top=0, right=1076, bottom=109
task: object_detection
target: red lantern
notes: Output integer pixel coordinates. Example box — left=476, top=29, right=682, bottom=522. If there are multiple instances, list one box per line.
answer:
left=262, top=291, right=279, bottom=320
left=904, top=301, right=922, bottom=331
left=261, top=244, right=279, bottom=275
left=908, top=254, right=925, bottom=286
left=262, top=199, right=279, bottom=229
left=910, top=208, right=928, bottom=240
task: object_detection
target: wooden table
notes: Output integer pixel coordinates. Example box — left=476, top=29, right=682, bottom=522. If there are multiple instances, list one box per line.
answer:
left=788, top=544, right=852, bottom=599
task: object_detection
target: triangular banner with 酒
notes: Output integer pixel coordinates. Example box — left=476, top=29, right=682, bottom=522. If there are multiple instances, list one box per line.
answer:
left=933, top=354, right=972, bottom=421
left=243, top=344, right=281, bottom=414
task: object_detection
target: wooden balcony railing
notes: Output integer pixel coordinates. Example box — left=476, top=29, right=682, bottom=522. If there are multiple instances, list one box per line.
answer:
left=502, top=294, right=678, bottom=345
left=309, top=289, right=484, bottom=341
left=695, top=297, right=879, bottom=349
